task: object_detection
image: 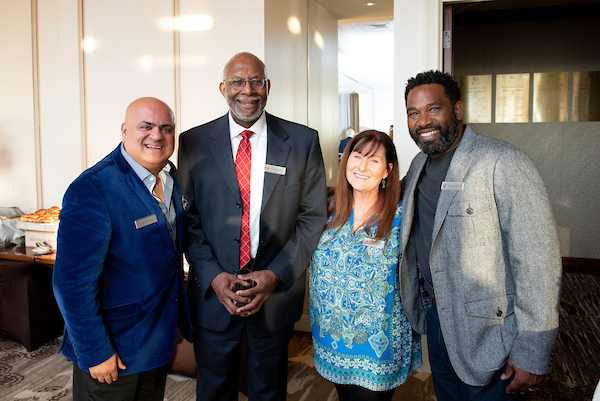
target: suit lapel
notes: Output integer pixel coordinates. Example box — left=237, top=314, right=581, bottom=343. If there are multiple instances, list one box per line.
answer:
left=262, top=114, right=290, bottom=212
left=208, top=116, right=241, bottom=199
left=401, top=154, right=427, bottom=249
left=171, top=162, right=184, bottom=258
left=432, top=127, right=476, bottom=240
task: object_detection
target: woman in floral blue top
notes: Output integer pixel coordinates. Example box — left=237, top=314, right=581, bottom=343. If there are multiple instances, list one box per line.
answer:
left=310, top=130, right=421, bottom=401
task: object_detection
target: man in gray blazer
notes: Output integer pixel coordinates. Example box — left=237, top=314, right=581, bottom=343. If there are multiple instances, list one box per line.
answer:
left=400, top=70, right=561, bottom=400
left=178, top=52, right=327, bottom=401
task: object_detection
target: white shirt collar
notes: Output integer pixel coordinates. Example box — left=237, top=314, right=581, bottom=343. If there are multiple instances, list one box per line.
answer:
left=228, top=111, right=267, bottom=139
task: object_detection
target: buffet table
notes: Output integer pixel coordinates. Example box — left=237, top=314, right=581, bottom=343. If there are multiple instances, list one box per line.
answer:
left=0, top=243, right=63, bottom=351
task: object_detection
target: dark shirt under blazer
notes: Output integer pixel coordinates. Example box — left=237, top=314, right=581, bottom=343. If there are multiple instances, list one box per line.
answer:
left=400, top=126, right=562, bottom=386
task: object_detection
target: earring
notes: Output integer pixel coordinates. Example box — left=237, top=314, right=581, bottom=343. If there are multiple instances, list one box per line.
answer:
left=381, top=179, right=386, bottom=189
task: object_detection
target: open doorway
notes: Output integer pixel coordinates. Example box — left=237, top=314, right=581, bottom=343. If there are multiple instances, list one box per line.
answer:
left=315, top=0, right=394, bottom=144
left=338, top=20, right=394, bottom=142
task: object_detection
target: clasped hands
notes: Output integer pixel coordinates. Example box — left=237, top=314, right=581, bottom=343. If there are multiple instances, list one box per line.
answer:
left=211, top=270, right=280, bottom=317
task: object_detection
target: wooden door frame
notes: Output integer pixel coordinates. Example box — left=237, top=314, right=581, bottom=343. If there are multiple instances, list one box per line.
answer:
left=443, top=3, right=454, bottom=74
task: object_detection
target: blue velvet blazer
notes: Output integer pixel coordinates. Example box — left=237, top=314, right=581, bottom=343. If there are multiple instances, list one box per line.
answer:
left=53, top=145, right=192, bottom=375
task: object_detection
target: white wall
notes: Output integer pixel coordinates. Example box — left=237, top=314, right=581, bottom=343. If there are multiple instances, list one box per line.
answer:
left=308, top=0, right=339, bottom=187
left=373, top=90, right=394, bottom=134
left=265, top=0, right=308, bottom=124
left=37, top=0, right=83, bottom=208
left=179, top=0, right=265, bottom=132
left=84, top=0, right=177, bottom=166
left=2, top=0, right=455, bottom=211
left=1, top=0, right=339, bottom=210
left=0, top=1, right=37, bottom=209
left=393, top=0, right=448, bottom=177
left=357, top=90, right=393, bottom=135
left=358, top=92, right=374, bottom=132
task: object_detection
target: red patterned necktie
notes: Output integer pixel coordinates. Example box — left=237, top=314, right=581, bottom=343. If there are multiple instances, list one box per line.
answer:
left=235, top=130, right=253, bottom=268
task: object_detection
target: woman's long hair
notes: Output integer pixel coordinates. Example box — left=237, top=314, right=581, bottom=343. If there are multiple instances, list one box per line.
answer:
left=327, top=130, right=400, bottom=240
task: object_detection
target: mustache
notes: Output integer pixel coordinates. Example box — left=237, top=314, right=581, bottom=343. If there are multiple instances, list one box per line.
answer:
left=235, top=95, right=261, bottom=102
left=415, top=124, right=441, bottom=134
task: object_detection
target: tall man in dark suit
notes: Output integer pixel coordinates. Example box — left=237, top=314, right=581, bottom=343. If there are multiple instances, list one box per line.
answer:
left=53, top=97, right=193, bottom=401
left=178, top=52, right=327, bottom=401
left=399, top=71, right=561, bottom=400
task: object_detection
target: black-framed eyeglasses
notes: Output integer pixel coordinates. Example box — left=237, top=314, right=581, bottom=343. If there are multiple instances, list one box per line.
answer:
left=225, top=78, right=267, bottom=91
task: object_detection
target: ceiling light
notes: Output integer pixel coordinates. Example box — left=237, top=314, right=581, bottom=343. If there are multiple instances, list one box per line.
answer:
left=365, top=2, right=376, bottom=6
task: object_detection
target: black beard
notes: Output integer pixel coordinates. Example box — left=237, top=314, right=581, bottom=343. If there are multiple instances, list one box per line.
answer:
left=410, top=113, right=460, bottom=156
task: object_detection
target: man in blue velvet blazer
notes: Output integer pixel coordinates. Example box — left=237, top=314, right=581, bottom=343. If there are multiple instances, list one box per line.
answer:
left=178, top=52, right=327, bottom=401
left=53, top=97, right=192, bottom=401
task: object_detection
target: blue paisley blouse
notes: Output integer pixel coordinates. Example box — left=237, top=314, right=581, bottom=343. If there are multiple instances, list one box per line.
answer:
left=309, top=202, right=422, bottom=391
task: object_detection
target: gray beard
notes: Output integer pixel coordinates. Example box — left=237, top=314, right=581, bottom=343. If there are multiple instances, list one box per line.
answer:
left=228, top=96, right=266, bottom=124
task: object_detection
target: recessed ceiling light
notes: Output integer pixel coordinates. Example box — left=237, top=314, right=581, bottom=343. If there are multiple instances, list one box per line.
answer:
left=365, top=2, right=376, bottom=6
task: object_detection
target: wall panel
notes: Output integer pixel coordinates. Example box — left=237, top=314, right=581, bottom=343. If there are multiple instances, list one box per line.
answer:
left=264, top=0, right=308, bottom=124
left=37, top=0, right=82, bottom=208
left=83, top=0, right=176, bottom=166
left=454, top=15, right=600, bottom=259
left=394, top=0, right=432, bottom=176
left=0, top=1, right=37, bottom=210
left=178, top=0, right=265, bottom=133
left=308, top=0, right=338, bottom=186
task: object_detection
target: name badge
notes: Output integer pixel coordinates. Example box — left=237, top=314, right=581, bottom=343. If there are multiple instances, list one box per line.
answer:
left=265, top=164, right=286, bottom=175
left=441, top=181, right=464, bottom=191
left=362, top=238, right=385, bottom=249
left=134, top=214, right=158, bottom=229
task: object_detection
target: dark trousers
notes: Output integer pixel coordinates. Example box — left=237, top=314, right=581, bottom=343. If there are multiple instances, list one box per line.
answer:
left=426, top=305, right=526, bottom=401
left=194, top=316, right=294, bottom=401
left=72, top=363, right=167, bottom=401
left=334, top=384, right=395, bottom=401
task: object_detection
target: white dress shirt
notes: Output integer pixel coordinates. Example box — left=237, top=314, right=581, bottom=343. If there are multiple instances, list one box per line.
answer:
left=228, top=111, right=267, bottom=259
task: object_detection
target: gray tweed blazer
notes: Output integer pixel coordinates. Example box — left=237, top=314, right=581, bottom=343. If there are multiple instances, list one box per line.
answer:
left=399, top=125, right=562, bottom=386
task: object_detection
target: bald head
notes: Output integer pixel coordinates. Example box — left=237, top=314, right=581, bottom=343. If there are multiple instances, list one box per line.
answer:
left=121, top=97, right=176, bottom=174
left=222, top=52, right=268, bottom=81
left=220, top=52, right=270, bottom=128
left=125, top=97, right=175, bottom=126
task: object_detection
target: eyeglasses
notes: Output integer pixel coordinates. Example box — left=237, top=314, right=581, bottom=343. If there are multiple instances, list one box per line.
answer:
left=225, top=78, right=267, bottom=91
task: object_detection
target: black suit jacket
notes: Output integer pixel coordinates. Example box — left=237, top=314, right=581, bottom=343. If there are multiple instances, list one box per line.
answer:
left=178, top=113, right=327, bottom=332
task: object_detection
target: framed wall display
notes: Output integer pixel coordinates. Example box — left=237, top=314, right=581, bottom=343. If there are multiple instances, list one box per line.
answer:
left=533, top=72, right=568, bottom=122
left=460, top=75, right=492, bottom=123
left=495, top=73, right=530, bottom=123
left=573, top=71, right=600, bottom=121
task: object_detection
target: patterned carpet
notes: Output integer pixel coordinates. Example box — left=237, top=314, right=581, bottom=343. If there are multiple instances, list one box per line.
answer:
left=0, top=272, right=598, bottom=400
left=527, top=272, right=600, bottom=401
left=0, top=336, right=198, bottom=401
left=286, top=272, right=600, bottom=401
